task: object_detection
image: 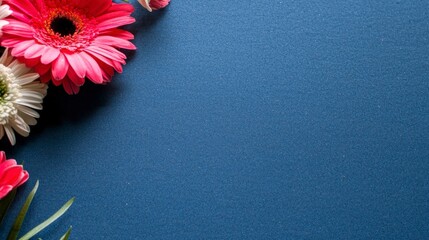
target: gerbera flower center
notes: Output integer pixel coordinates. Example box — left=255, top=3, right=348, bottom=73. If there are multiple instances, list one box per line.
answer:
left=50, top=16, right=77, bottom=36
left=32, top=8, right=98, bottom=51
left=0, top=65, right=20, bottom=124
left=0, top=77, right=8, bottom=100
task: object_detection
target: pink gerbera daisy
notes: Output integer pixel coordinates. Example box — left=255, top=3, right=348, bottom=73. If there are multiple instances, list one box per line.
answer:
left=1, top=0, right=136, bottom=94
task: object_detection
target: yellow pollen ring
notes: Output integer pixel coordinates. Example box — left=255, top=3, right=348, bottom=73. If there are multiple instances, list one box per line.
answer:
left=44, top=9, right=84, bottom=37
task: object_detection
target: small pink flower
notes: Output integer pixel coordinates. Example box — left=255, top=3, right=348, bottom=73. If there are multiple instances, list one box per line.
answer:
left=138, top=0, right=170, bottom=12
left=0, top=151, right=29, bottom=199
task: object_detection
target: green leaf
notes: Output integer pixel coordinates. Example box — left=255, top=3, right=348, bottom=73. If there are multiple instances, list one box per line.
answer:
left=18, top=197, right=75, bottom=240
left=60, top=226, right=72, bottom=240
left=7, top=180, right=39, bottom=240
left=0, top=188, right=17, bottom=226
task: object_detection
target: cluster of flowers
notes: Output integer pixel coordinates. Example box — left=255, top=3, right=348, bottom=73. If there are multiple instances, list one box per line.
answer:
left=0, top=0, right=169, bottom=237
left=0, top=0, right=169, bottom=146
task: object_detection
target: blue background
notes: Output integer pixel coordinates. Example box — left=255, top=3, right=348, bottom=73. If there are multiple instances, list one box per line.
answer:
left=1, top=0, right=429, bottom=239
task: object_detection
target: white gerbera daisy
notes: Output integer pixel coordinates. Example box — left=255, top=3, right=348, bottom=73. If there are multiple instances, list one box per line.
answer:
left=0, top=49, right=47, bottom=145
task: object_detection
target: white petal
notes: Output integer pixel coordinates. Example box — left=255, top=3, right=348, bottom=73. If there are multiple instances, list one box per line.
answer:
left=4, top=125, right=16, bottom=145
left=14, top=101, right=43, bottom=110
left=10, top=60, right=30, bottom=76
left=10, top=116, right=30, bottom=137
left=16, top=73, right=40, bottom=85
left=138, top=0, right=153, bottom=12
left=20, top=114, right=37, bottom=126
left=0, top=48, right=12, bottom=65
left=16, top=105, right=40, bottom=118
left=18, top=90, right=45, bottom=101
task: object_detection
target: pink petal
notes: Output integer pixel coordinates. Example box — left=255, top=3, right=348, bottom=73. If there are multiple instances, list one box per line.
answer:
left=108, top=3, right=134, bottom=13
left=99, top=29, right=134, bottom=40
left=79, top=52, right=103, bottom=84
left=2, top=29, right=33, bottom=38
left=24, top=44, right=46, bottom=59
left=97, top=60, right=115, bottom=81
left=0, top=165, right=25, bottom=186
left=0, top=185, right=13, bottom=199
left=113, top=30, right=134, bottom=40
left=40, top=73, right=53, bottom=84
left=18, top=56, right=39, bottom=68
left=16, top=171, right=29, bottom=187
left=66, top=66, right=85, bottom=86
left=62, top=78, right=80, bottom=95
left=52, top=53, right=69, bottom=81
left=3, top=19, right=34, bottom=38
left=51, top=78, right=62, bottom=86
left=40, top=47, right=60, bottom=64
left=96, top=11, right=134, bottom=24
left=94, top=36, right=136, bottom=50
left=112, top=60, right=123, bottom=73
left=10, top=11, right=31, bottom=22
left=84, top=48, right=125, bottom=71
left=34, top=62, right=51, bottom=75
left=6, top=0, right=39, bottom=18
left=97, top=16, right=135, bottom=32
left=86, top=45, right=126, bottom=62
left=33, top=0, right=45, bottom=10
left=84, top=50, right=114, bottom=67
left=11, top=40, right=36, bottom=57
left=150, top=0, right=170, bottom=10
left=64, top=53, right=86, bottom=78
left=72, top=0, right=111, bottom=17
left=0, top=159, right=17, bottom=170
left=1, top=37, right=24, bottom=47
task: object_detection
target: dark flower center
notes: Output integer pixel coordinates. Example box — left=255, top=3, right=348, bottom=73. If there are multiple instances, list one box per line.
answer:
left=0, top=75, right=8, bottom=103
left=50, top=16, right=77, bottom=36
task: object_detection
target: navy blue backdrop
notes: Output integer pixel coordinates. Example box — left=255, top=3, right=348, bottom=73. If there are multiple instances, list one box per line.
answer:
left=1, top=1, right=428, bottom=239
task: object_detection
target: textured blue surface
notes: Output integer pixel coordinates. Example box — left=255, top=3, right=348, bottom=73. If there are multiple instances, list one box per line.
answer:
left=1, top=0, right=429, bottom=239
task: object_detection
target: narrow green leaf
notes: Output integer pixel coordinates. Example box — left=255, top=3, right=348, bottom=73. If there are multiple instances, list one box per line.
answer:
left=0, top=188, right=17, bottom=226
left=7, top=180, right=39, bottom=240
left=18, top=197, right=75, bottom=240
left=60, top=226, right=72, bottom=240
